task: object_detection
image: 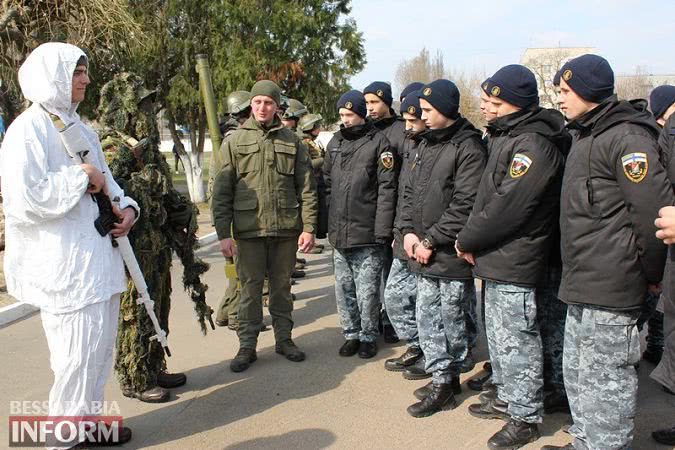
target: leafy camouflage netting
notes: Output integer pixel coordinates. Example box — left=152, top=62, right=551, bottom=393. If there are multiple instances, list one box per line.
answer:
left=99, top=73, right=212, bottom=392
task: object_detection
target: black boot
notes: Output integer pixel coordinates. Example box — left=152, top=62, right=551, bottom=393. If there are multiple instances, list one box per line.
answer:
left=468, top=397, right=509, bottom=420
left=652, top=425, right=675, bottom=446
left=358, top=341, right=377, bottom=359
left=413, top=377, right=461, bottom=400
left=406, top=382, right=457, bottom=418
left=403, top=357, right=432, bottom=380
left=544, top=391, right=570, bottom=414
left=468, top=370, right=493, bottom=391
left=460, top=350, right=476, bottom=373
left=383, top=324, right=399, bottom=344
left=487, top=419, right=540, bottom=449
left=339, top=339, right=360, bottom=357
left=121, top=386, right=170, bottom=403
left=384, top=346, right=423, bottom=372
left=156, top=371, right=186, bottom=389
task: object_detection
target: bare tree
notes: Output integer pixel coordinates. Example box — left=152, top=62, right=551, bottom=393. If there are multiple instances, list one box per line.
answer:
left=447, top=69, right=486, bottom=129
left=616, top=66, right=653, bottom=100
left=394, top=48, right=445, bottom=94
left=522, top=48, right=590, bottom=108
left=394, top=47, right=486, bottom=127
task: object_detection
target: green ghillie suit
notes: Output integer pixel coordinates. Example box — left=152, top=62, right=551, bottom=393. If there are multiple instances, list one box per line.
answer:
left=98, top=73, right=212, bottom=397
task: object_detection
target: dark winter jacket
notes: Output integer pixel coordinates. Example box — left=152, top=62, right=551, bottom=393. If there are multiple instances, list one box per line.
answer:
left=324, top=121, right=398, bottom=249
left=559, top=96, right=675, bottom=310
left=457, top=107, right=569, bottom=287
left=399, top=118, right=486, bottom=279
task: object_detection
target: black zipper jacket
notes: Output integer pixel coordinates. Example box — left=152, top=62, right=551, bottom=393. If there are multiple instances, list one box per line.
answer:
left=457, top=107, right=569, bottom=287
left=399, top=118, right=486, bottom=279
left=323, top=121, right=398, bottom=249
left=559, top=96, right=674, bottom=310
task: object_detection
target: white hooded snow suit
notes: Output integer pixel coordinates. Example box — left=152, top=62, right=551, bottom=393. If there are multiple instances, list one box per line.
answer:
left=0, top=43, right=138, bottom=441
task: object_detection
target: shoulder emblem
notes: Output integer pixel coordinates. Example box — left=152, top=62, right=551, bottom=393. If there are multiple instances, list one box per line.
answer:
left=509, top=153, right=532, bottom=178
left=621, top=152, right=648, bottom=183
left=381, top=151, right=394, bottom=170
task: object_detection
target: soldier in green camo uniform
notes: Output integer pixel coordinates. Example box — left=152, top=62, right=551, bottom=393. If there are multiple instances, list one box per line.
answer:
left=98, top=73, right=213, bottom=403
left=281, top=99, right=324, bottom=255
left=297, top=113, right=328, bottom=240
left=214, top=91, right=251, bottom=330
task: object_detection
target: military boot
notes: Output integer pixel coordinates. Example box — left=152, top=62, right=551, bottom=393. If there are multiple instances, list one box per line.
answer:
left=487, top=419, right=540, bottom=450
left=460, top=350, right=476, bottom=373
left=275, top=339, right=306, bottom=362
left=479, top=387, right=498, bottom=403
left=358, top=341, right=377, bottom=359
left=156, top=371, right=186, bottom=389
left=291, top=269, right=306, bottom=279
left=73, top=422, right=133, bottom=447
left=230, top=347, right=257, bottom=372
left=122, top=386, right=170, bottom=403
left=384, top=346, right=423, bottom=372
left=407, top=382, right=457, bottom=418
left=652, top=426, right=675, bottom=446
left=383, top=324, right=399, bottom=343
left=413, top=377, right=461, bottom=400
left=468, top=397, right=509, bottom=420
left=403, top=357, right=432, bottom=380
left=339, top=339, right=360, bottom=357
left=296, top=257, right=307, bottom=265
left=307, top=245, right=323, bottom=254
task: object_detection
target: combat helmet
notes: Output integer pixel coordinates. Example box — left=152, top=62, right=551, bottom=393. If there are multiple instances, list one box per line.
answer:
left=282, top=98, right=309, bottom=120
left=297, top=113, right=322, bottom=132
left=224, top=90, right=251, bottom=115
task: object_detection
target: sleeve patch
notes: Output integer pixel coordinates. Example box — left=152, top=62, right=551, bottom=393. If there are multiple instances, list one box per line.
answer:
left=381, top=151, right=394, bottom=170
left=509, top=153, right=532, bottom=178
left=621, top=152, right=648, bottom=183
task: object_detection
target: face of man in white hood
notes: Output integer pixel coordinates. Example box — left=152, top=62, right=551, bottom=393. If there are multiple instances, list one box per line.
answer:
left=71, top=64, right=90, bottom=104
left=18, top=42, right=88, bottom=118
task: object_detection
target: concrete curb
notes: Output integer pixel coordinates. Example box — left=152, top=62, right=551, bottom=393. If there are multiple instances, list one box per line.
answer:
left=0, top=301, right=38, bottom=328
left=0, top=231, right=218, bottom=328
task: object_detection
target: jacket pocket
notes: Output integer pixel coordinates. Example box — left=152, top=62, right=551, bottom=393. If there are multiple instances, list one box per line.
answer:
left=274, top=141, right=297, bottom=175
left=236, top=141, right=261, bottom=174
left=277, top=189, right=300, bottom=230
left=233, top=190, right=259, bottom=233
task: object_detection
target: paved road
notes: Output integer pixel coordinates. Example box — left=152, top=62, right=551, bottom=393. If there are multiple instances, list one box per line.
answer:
left=1, top=241, right=672, bottom=449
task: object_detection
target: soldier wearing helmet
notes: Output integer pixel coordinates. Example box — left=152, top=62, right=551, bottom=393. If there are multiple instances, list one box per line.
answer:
left=281, top=98, right=309, bottom=130
left=298, top=113, right=328, bottom=241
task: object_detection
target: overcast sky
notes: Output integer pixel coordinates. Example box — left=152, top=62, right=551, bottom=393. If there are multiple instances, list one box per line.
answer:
left=348, top=0, right=675, bottom=94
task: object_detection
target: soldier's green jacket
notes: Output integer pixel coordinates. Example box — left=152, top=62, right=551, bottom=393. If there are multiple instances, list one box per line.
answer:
left=212, top=116, right=317, bottom=239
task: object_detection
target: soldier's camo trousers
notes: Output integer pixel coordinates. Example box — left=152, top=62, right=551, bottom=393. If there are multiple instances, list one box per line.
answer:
left=564, top=304, right=640, bottom=450
left=383, top=258, right=418, bottom=346
left=536, top=267, right=567, bottom=395
left=484, top=281, right=544, bottom=423
left=334, top=246, right=384, bottom=343
left=417, top=277, right=470, bottom=384
left=464, top=282, right=478, bottom=351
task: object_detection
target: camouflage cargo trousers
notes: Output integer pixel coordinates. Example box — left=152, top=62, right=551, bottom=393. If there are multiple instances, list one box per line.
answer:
left=564, top=304, right=640, bottom=450
left=383, top=258, right=418, bottom=346
left=334, top=246, right=384, bottom=343
left=536, top=267, right=567, bottom=395
left=484, top=281, right=544, bottom=423
left=417, top=277, right=471, bottom=384
left=464, top=281, right=478, bottom=352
